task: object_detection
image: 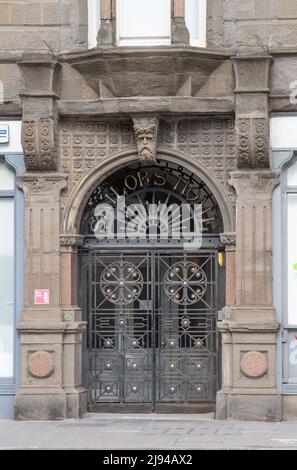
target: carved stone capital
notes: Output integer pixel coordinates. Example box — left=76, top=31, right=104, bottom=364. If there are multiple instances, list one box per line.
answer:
left=22, top=118, right=59, bottom=171
left=60, top=235, right=84, bottom=252
left=18, top=52, right=60, bottom=97
left=236, top=117, right=269, bottom=168
left=17, top=174, right=67, bottom=198
left=229, top=170, right=280, bottom=200
left=232, top=54, right=271, bottom=93
left=220, top=233, right=236, bottom=247
left=132, top=117, right=159, bottom=165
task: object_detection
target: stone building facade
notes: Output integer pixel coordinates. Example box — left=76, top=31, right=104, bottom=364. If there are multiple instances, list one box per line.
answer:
left=1, top=0, right=297, bottom=421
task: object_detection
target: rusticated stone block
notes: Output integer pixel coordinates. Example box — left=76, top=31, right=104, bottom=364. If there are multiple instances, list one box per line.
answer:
left=228, top=394, right=282, bottom=422
left=24, top=2, right=42, bottom=26
left=0, top=3, right=9, bottom=25
left=275, top=0, right=297, bottom=19
left=15, top=394, right=66, bottom=421
left=10, top=3, right=25, bottom=25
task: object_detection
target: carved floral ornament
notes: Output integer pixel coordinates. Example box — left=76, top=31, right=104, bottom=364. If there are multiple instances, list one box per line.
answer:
left=60, top=235, right=84, bottom=249
left=236, top=118, right=269, bottom=169
left=220, top=233, right=236, bottom=246
left=22, top=118, right=59, bottom=172
left=132, top=117, right=159, bottom=165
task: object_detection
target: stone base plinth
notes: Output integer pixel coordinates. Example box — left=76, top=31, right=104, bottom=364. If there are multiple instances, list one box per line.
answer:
left=66, top=387, right=88, bottom=419
left=15, top=388, right=87, bottom=420
left=216, top=391, right=282, bottom=422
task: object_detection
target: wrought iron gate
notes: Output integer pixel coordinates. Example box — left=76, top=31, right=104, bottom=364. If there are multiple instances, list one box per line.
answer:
left=81, top=250, right=219, bottom=412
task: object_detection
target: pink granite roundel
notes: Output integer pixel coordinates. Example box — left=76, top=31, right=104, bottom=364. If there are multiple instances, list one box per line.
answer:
left=240, top=351, right=268, bottom=379
left=28, top=351, right=55, bottom=379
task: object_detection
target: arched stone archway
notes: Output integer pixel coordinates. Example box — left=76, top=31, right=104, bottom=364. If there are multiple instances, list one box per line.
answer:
left=64, top=151, right=233, bottom=412
left=61, top=149, right=235, bottom=238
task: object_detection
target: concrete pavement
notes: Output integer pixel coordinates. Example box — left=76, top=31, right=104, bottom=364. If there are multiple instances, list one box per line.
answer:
left=1, top=413, right=297, bottom=449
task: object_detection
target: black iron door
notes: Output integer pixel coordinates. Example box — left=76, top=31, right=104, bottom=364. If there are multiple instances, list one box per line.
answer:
left=83, top=250, right=219, bottom=412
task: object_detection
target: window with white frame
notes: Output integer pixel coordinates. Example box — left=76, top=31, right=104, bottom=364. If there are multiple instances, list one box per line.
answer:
left=117, top=0, right=171, bottom=46
left=185, top=0, right=207, bottom=47
left=0, top=160, right=15, bottom=378
left=88, top=0, right=207, bottom=48
left=286, top=159, right=297, bottom=325
left=88, top=0, right=101, bottom=49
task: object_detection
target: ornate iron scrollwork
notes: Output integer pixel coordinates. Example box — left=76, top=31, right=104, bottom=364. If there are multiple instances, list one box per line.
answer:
left=100, top=261, right=144, bottom=305
left=164, top=261, right=207, bottom=305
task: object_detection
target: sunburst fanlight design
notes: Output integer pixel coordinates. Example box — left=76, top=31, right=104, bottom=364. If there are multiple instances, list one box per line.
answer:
left=100, top=261, right=143, bottom=305
left=164, top=261, right=207, bottom=305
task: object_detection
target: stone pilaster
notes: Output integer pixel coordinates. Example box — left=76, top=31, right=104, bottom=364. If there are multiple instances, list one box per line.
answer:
left=18, top=53, right=60, bottom=172
left=14, top=176, right=87, bottom=420
left=97, top=0, right=114, bottom=46
left=232, top=50, right=271, bottom=169
left=172, top=0, right=190, bottom=45
left=216, top=170, right=282, bottom=422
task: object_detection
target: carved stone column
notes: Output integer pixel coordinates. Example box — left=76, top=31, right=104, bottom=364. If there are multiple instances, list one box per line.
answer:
left=216, top=170, right=281, bottom=422
left=220, top=233, right=236, bottom=307
left=18, top=53, right=60, bottom=172
left=97, top=0, right=114, bottom=46
left=60, top=235, right=87, bottom=419
left=14, top=176, right=87, bottom=420
left=172, top=0, right=190, bottom=45
left=232, top=49, right=272, bottom=169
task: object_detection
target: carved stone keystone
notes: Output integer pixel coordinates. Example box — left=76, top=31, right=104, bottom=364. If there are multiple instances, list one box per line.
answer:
left=133, top=117, right=159, bottom=165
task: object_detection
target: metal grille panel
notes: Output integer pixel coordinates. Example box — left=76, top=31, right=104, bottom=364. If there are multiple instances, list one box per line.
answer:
left=83, top=251, right=219, bottom=410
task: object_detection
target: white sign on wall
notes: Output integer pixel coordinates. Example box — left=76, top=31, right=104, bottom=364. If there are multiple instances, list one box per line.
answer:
left=0, top=121, right=21, bottom=152
left=0, top=125, right=9, bottom=144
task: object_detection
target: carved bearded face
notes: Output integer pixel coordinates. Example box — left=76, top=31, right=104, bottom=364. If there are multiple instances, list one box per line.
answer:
left=137, top=131, right=154, bottom=161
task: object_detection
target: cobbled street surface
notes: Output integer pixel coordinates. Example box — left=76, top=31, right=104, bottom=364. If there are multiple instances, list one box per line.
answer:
left=1, top=413, right=297, bottom=449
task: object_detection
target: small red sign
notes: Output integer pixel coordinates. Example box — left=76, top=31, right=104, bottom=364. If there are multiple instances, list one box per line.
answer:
left=34, top=289, right=49, bottom=305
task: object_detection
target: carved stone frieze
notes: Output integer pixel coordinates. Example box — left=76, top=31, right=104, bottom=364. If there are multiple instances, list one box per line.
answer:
left=60, top=121, right=135, bottom=192
left=133, top=117, right=159, bottom=165
left=60, top=119, right=236, bottom=205
left=236, top=117, right=269, bottom=169
left=22, top=118, right=59, bottom=171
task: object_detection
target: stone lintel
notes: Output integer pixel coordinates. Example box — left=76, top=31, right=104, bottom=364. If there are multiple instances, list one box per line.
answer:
left=58, top=97, right=235, bottom=118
